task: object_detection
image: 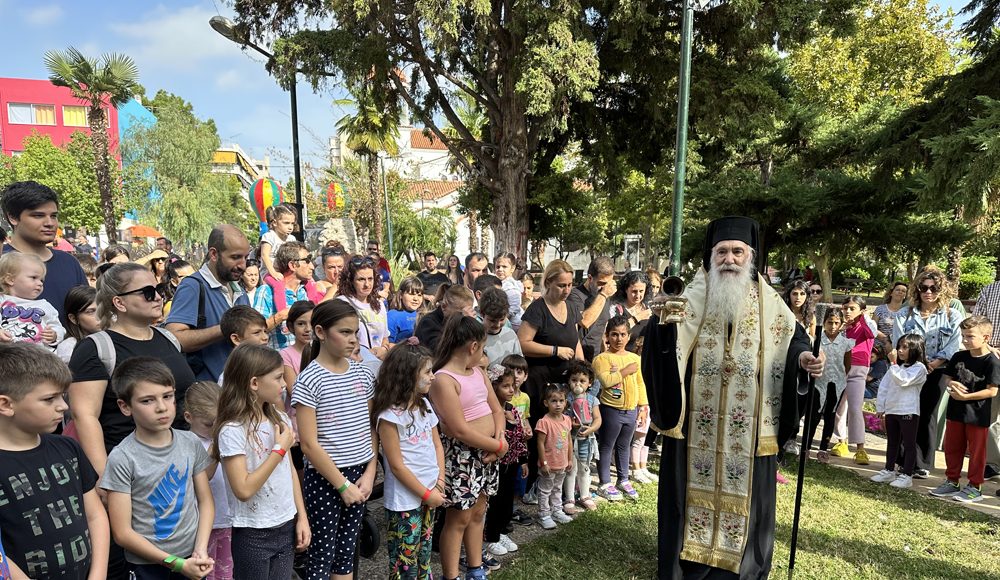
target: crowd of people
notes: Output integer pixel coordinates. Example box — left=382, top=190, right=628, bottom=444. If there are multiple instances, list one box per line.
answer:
left=1, top=181, right=999, bottom=580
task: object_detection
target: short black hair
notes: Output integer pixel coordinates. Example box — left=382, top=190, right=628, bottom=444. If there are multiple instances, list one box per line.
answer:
left=478, top=287, right=509, bottom=320
left=473, top=274, right=501, bottom=294
left=1, top=181, right=59, bottom=222
left=465, top=252, right=488, bottom=268
left=112, top=357, right=175, bottom=403
left=566, top=359, right=595, bottom=383
left=424, top=251, right=437, bottom=259
left=157, top=236, right=172, bottom=247
left=221, top=305, right=267, bottom=343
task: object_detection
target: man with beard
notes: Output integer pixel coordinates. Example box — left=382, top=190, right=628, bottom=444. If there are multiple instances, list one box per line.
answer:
left=166, top=224, right=250, bottom=381
left=643, top=217, right=824, bottom=579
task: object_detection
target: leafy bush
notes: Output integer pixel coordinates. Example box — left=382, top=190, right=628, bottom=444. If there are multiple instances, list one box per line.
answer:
left=842, top=266, right=871, bottom=280
left=958, top=255, right=996, bottom=300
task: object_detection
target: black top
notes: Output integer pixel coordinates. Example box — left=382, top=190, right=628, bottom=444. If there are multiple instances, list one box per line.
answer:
left=521, top=298, right=581, bottom=370
left=414, top=307, right=447, bottom=353
left=417, top=270, right=451, bottom=296
left=2, top=244, right=87, bottom=326
left=0, top=435, right=97, bottom=579
left=567, top=284, right=614, bottom=361
left=943, top=350, right=1000, bottom=427
left=69, top=330, right=196, bottom=451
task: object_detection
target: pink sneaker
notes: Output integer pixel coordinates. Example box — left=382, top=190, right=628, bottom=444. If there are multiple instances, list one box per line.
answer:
left=563, top=503, right=582, bottom=515
left=579, top=497, right=598, bottom=511
left=776, top=470, right=790, bottom=485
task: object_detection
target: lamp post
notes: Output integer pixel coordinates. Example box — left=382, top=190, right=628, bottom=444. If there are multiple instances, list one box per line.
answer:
left=210, top=16, right=304, bottom=231
left=668, top=0, right=696, bottom=277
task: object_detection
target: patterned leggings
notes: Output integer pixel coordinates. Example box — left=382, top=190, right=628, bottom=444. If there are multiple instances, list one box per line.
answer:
left=304, top=465, right=366, bottom=578
left=385, top=506, right=435, bottom=579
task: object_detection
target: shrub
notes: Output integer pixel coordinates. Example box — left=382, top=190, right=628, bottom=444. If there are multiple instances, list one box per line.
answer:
left=958, top=255, right=996, bottom=300
left=842, top=266, right=871, bottom=281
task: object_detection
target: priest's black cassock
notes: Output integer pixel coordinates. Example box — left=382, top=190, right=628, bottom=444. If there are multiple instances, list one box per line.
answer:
left=642, top=217, right=811, bottom=579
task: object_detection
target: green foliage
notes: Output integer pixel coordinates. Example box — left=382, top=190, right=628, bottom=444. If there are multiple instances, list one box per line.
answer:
left=0, top=132, right=105, bottom=231
left=956, top=255, right=996, bottom=299
left=842, top=266, right=872, bottom=281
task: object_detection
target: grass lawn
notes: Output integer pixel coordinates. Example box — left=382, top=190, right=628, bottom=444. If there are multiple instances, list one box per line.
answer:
left=492, top=460, right=1000, bottom=579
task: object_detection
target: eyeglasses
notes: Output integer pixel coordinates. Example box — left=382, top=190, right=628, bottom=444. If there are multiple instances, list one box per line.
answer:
left=322, top=248, right=345, bottom=258
left=919, top=284, right=939, bottom=293
left=116, top=285, right=160, bottom=301
left=351, top=256, right=376, bottom=268
left=810, top=289, right=823, bottom=295
left=293, top=254, right=314, bottom=264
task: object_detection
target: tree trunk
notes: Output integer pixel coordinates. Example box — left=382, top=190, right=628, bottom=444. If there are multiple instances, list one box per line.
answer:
left=945, top=206, right=964, bottom=284
left=468, top=210, right=480, bottom=253
left=487, top=52, right=530, bottom=266
left=368, top=154, right=383, bottom=244
left=480, top=218, right=491, bottom=258
left=88, top=106, right=117, bottom=243
left=531, top=239, right=545, bottom=270
left=810, top=248, right=833, bottom=303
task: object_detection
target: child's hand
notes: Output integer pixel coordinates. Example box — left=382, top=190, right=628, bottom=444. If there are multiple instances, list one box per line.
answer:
left=295, top=513, right=311, bottom=551
left=888, top=349, right=897, bottom=364
left=41, top=327, right=57, bottom=344
left=571, top=416, right=581, bottom=429
left=520, top=464, right=529, bottom=479
left=539, top=462, right=550, bottom=476
left=339, top=480, right=366, bottom=505
left=609, top=364, right=619, bottom=374
left=181, top=557, right=214, bottom=579
left=621, top=362, right=638, bottom=377
left=425, top=489, right=446, bottom=508
left=947, top=381, right=969, bottom=400
left=0, top=329, right=12, bottom=343
left=482, top=452, right=498, bottom=464
left=275, top=422, right=295, bottom=451
left=496, top=437, right=509, bottom=458
left=357, top=470, right=376, bottom=500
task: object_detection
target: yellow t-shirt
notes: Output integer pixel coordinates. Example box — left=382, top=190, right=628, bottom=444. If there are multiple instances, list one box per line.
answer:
left=511, top=390, right=530, bottom=419
left=593, top=350, right=648, bottom=410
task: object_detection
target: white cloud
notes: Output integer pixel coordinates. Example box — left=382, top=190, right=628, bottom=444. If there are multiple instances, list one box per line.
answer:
left=214, top=69, right=247, bottom=91
left=109, top=5, right=253, bottom=73
left=24, top=5, right=63, bottom=26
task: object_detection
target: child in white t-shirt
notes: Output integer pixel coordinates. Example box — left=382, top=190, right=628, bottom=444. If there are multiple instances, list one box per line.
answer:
left=0, top=252, right=65, bottom=346
left=259, top=204, right=298, bottom=277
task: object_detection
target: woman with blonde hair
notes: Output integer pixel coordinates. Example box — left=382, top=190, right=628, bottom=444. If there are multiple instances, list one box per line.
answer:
left=890, top=266, right=964, bottom=478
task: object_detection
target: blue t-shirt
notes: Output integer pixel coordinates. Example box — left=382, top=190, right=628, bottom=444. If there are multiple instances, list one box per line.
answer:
left=165, top=268, right=248, bottom=381
left=2, top=245, right=87, bottom=326
left=387, top=309, right=418, bottom=343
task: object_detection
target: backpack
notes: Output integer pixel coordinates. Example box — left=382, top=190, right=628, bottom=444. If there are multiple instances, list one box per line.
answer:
left=88, top=326, right=182, bottom=376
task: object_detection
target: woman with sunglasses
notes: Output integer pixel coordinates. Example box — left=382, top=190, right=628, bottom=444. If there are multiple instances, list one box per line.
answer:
left=891, top=266, right=964, bottom=478
left=67, top=263, right=195, bottom=576
left=338, top=255, right=390, bottom=362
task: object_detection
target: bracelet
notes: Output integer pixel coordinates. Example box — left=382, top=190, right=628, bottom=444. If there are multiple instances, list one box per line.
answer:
left=271, top=444, right=286, bottom=457
left=163, top=555, right=185, bottom=573
left=552, top=345, right=558, bottom=356
left=337, top=480, right=351, bottom=493
left=496, top=438, right=505, bottom=454
left=421, top=488, right=433, bottom=501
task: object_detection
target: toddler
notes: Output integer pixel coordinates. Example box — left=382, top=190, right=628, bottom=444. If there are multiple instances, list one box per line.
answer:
left=535, top=384, right=574, bottom=530
left=259, top=204, right=298, bottom=277
left=871, top=334, right=927, bottom=489
left=565, top=360, right=602, bottom=511
left=0, top=252, right=65, bottom=345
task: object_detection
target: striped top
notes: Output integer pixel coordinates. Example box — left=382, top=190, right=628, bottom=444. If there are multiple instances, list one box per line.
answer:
left=291, top=359, right=376, bottom=468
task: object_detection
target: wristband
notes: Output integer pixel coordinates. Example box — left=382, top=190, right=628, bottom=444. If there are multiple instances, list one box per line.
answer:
left=163, top=555, right=185, bottom=573
left=552, top=345, right=558, bottom=357
left=421, top=488, right=433, bottom=501
left=337, top=480, right=351, bottom=493
left=496, top=438, right=505, bottom=454
left=271, top=444, right=286, bottom=457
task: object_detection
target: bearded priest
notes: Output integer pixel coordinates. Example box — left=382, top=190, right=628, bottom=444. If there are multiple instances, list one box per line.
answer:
left=643, top=216, right=825, bottom=579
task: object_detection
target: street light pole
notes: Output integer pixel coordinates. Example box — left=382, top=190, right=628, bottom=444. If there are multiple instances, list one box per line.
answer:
left=209, top=16, right=304, bottom=231
left=669, top=0, right=695, bottom=277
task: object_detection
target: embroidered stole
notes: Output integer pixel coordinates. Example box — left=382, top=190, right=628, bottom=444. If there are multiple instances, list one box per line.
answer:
left=669, top=270, right=795, bottom=573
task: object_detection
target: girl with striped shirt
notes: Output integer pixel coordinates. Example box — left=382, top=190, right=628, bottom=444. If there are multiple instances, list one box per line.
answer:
left=292, top=300, right=378, bottom=580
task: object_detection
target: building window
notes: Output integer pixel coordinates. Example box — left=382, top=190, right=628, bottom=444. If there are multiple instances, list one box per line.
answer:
left=7, top=103, right=56, bottom=125
left=63, top=105, right=88, bottom=127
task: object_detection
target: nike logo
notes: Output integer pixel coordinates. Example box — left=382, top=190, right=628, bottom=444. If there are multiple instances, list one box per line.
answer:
left=148, top=463, right=190, bottom=540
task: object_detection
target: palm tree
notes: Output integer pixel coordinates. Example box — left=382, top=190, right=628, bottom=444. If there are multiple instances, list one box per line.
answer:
left=45, top=47, right=140, bottom=243
left=335, top=92, right=399, bottom=244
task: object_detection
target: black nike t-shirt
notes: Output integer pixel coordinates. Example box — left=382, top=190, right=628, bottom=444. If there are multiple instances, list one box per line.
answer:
left=943, top=350, right=1000, bottom=427
left=0, top=435, right=98, bottom=579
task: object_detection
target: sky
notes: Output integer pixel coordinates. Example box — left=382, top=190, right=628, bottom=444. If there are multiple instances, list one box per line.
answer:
left=0, top=0, right=974, bottom=184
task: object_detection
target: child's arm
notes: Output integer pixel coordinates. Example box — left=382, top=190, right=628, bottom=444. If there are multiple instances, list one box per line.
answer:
left=83, top=488, right=109, bottom=580
left=566, top=421, right=574, bottom=467
left=106, top=492, right=213, bottom=579
left=357, top=400, right=380, bottom=499
left=433, top=425, right=446, bottom=493
left=259, top=240, right=275, bottom=275
left=635, top=355, right=649, bottom=406
left=429, top=374, right=507, bottom=455
left=288, top=455, right=311, bottom=552
left=593, top=355, right=623, bottom=389
left=843, top=351, right=852, bottom=374
left=191, top=471, right=214, bottom=562
left=948, top=383, right=998, bottom=401
left=7, top=559, right=30, bottom=580
left=482, top=370, right=508, bottom=446
left=41, top=301, right=66, bottom=344
left=220, top=421, right=294, bottom=502
left=536, top=429, right=549, bottom=475
left=282, top=364, right=298, bottom=401
left=295, top=405, right=366, bottom=506
left=378, top=420, right=444, bottom=507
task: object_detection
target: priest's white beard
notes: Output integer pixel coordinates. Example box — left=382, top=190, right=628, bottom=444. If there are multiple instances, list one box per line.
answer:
left=706, top=259, right=755, bottom=322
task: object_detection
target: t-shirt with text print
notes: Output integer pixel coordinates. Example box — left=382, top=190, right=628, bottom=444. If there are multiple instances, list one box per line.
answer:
left=378, top=404, right=440, bottom=511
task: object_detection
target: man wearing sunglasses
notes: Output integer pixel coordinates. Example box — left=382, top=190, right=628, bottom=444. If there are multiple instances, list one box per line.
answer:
left=257, top=241, right=331, bottom=349
left=165, top=225, right=250, bottom=381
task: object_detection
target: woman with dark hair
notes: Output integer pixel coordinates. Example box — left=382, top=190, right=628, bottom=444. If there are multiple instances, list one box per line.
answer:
left=874, top=281, right=909, bottom=348
left=782, top=279, right=817, bottom=339
left=159, top=259, right=194, bottom=318
left=100, top=244, right=130, bottom=264
left=610, top=270, right=651, bottom=349
left=316, top=246, right=346, bottom=296
left=337, top=255, right=389, bottom=361
left=890, top=266, right=964, bottom=478
left=643, top=270, right=663, bottom=306
left=387, top=275, right=427, bottom=344
left=445, top=254, right=464, bottom=285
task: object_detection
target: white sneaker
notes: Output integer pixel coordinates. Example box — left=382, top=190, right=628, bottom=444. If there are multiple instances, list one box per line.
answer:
left=485, top=541, right=508, bottom=556
left=870, top=469, right=897, bottom=483
left=498, top=534, right=518, bottom=552
left=784, top=439, right=801, bottom=455
left=551, top=510, right=573, bottom=524
left=538, top=516, right=556, bottom=530
left=642, top=468, right=659, bottom=483
left=890, top=474, right=913, bottom=489
left=632, top=469, right=652, bottom=484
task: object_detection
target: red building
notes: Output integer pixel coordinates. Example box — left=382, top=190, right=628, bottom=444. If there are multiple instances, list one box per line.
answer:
left=0, top=77, right=119, bottom=159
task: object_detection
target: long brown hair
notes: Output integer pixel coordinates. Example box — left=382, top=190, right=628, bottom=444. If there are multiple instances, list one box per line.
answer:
left=301, top=299, right=360, bottom=371
left=908, top=266, right=953, bottom=314
left=371, top=343, right=432, bottom=424
left=212, top=344, right=285, bottom=461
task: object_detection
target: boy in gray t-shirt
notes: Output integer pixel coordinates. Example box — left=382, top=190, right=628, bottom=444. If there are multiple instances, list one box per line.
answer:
left=99, top=357, right=215, bottom=579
